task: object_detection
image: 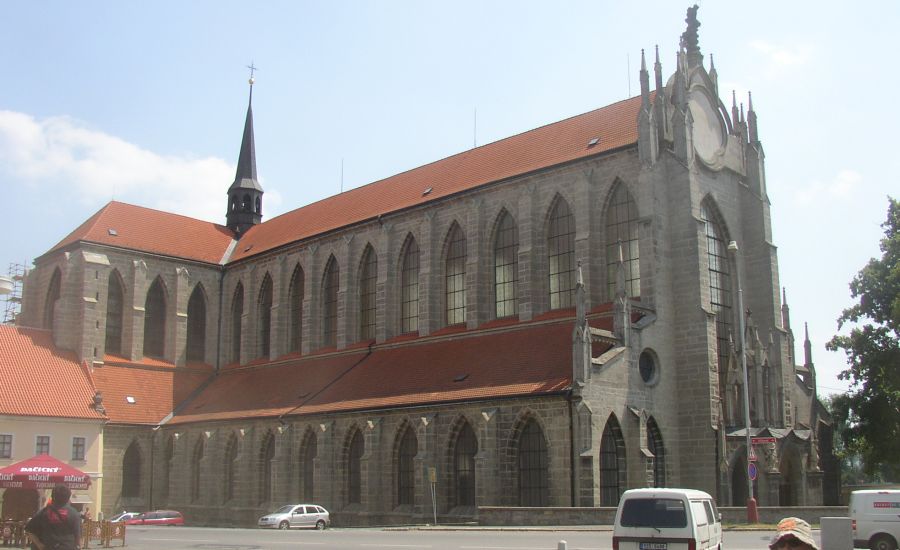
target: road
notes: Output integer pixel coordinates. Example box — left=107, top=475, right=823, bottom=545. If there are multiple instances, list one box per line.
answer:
left=109, top=525, right=823, bottom=550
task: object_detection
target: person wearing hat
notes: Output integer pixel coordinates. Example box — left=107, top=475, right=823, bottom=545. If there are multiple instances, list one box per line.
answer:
left=769, top=517, right=819, bottom=550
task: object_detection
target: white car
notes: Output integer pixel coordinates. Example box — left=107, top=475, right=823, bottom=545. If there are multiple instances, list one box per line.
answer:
left=258, top=504, right=330, bottom=530
left=613, top=488, right=723, bottom=550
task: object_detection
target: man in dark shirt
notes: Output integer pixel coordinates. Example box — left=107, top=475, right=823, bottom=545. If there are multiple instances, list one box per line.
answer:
left=25, top=485, right=81, bottom=550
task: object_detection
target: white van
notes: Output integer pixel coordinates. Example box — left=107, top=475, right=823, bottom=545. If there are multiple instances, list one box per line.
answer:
left=613, top=488, right=723, bottom=550
left=850, top=490, right=900, bottom=550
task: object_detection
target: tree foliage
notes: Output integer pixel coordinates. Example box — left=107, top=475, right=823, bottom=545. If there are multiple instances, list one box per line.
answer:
left=826, top=197, right=900, bottom=479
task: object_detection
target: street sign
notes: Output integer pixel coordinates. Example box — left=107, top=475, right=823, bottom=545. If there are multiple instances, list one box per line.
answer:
left=751, top=437, right=776, bottom=445
left=749, top=447, right=757, bottom=462
left=748, top=462, right=758, bottom=481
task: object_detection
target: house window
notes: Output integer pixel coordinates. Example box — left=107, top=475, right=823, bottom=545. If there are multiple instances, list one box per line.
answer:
left=122, top=441, right=141, bottom=497
left=701, top=203, right=732, bottom=372
left=259, top=432, right=275, bottom=503
left=105, top=272, right=124, bottom=355
left=72, top=437, right=86, bottom=461
left=445, top=224, right=466, bottom=325
left=494, top=211, right=518, bottom=318
left=300, top=431, right=317, bottom=502
left=397, top=427, right=417, bottom=507
left=0, top=434, right=11, bottom=459
left=224, top=434, right=238, bottom=502
left=43, top=269, right=61, bottom=330
left=288, top=266, right=304, bottom=353
left=231, top=284, right=244, bottom=364
left=186, top=285, right=206, bottom=362
left=258, top=274, right=273, bottom=358
left=453, top=423, right=477, bottom=507
left=359, top=246, right=377, bottom=341
left=36, top=436, right=50, bottom=455
left=548, top=199, right=576, bottom=309
left=605, top=183, right=641, bottom=298
left=599, top=416, right=626, bottom=506
left=191, top=438, right=204, bottom=503
left=647, top=417, right=666, bottom=488
left=347, top=430, right=364, bottom=505
left=400, top=238, right=420, bottom=334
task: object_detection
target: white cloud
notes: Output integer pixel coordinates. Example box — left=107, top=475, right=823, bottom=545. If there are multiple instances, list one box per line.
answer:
left=792, top=169, right=862, bottom=206
left=749, top=40, right=813, bottom=76
left=0, top=110, right=242, bottom=224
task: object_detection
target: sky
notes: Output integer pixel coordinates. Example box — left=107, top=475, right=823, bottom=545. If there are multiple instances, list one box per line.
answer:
left=2, top=1, right=897, bottom=399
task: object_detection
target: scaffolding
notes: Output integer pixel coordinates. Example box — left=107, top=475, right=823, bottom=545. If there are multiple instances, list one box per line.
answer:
left=1, top=263, right=26, bottom=325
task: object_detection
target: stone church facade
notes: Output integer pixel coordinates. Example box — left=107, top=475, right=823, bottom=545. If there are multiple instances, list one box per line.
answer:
left=16, top=7, right=837, bottom=526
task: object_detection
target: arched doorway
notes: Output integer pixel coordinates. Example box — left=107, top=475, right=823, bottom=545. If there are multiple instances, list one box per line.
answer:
left=779, top=446, right=803, bottom=506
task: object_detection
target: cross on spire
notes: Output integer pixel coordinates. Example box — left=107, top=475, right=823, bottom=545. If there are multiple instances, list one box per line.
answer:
left=247, top=62, right=258, bottom=85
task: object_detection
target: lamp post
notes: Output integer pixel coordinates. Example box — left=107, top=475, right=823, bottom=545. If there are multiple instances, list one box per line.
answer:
left=727, top=240, right=758, bottom=523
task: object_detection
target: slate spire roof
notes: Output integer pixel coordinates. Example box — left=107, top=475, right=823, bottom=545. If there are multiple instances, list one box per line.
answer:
left=229, top=92, right=262, bottom=193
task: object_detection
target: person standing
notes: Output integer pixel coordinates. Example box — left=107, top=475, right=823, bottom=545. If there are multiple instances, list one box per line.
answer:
left=25, top=485, right=82, bottom=550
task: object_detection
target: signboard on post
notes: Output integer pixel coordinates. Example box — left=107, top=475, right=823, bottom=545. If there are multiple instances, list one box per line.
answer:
left=749, top=447, right=757, bottom=462
left=751, top=437, right=776, bottom=445
left=748, top=462, right=758, bottom=481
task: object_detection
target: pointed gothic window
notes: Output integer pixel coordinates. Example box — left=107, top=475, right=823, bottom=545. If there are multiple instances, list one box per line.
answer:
left=258, top=274, right=273, bottom=358
left=701, top=202, right=733, bottom=373
left=453, top=422, right=477, bottom=507
left=105, top=272, right=124, bottom=356
left=223, top=433, right=238, bottom=502
left=605, top=183, right=641, bottom=299
left=122, top=441, right=141, bottom=498
left=599, top=415, right=626, bottom=506
left=299, top=430, right=317, bottom=502
left=259, top=431, right=275, bottom=503
left=494, top=211, right=518, bottom=318
left=396, top=426, right=417, bottom=507
left=347, top=429, right=364, bottom=505
left=191, top=437, right=204, bottom=503
left=289, top=265, right=304, bottom=354
left=323, top=256, right=339, bottom=347
left=647, top=417, right=666, bottom=487
left=445, top=224, right=467, bottom=325
left=43, top=268, right=61, bottom=330
left=548, top=198, right=576, bottom=309
left=186, top=285, right=206, bottom=362
left=518, top=419, right=549, bottom=506
left=400, top=236, right=419, bottom=334
left=359, top=245, right=377, bottom=341
left=231, top=284, right=244, bottom=364
left=143, top=278, right=166, bottom=359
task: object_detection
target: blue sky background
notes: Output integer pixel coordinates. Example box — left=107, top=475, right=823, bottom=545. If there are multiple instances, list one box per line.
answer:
left=2, top=1, right=897, bottom=398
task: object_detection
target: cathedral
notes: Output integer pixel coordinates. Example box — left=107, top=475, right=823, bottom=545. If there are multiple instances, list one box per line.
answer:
left=11, top=7, right=837, bottom=526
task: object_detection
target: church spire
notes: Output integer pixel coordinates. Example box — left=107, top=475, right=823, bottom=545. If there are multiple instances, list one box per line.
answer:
left=226, top=64, right=265, bottom=237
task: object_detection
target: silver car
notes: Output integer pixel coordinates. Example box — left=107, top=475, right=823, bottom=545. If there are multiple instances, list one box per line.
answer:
left=258, top=504, right=330, bottom=530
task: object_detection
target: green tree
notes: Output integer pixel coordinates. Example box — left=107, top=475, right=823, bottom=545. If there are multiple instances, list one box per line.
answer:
left=827, top=197, right=900, bottom=480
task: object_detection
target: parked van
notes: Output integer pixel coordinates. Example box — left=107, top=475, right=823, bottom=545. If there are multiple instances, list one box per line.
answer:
left=613, top=488, right=723, bottom=550
left=850, top=490, right=900, bottom=550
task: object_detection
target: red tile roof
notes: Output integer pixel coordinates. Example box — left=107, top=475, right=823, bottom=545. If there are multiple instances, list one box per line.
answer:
left=169, top=315, right=615, bottom=425
left=91, top=363, right=213, bottom=425
left=0, top=326, right=104, bottom=420
left=44, top=97, right=643, bottom=266
left=230, top=96, right=643, bottom=262
left=45, top=202, right=235, bottom=265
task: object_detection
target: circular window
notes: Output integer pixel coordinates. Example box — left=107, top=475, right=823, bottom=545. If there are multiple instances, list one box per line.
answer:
left=639, top=350, right=659, bottom=385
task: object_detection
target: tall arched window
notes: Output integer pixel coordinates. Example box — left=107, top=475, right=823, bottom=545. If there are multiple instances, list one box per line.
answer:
left=359, top=245, right=377, bottom=341
left=105, top=272, right=124, bottom=356
left=323, top=256, right=339, bottom=347
left=453, top=422, right=477, bottom=507
left=299, top=430, right=317, bottom=502
left=162, top=435, right=174, bottom=501
left=396, top=426, right=417, bottom=507
left=548, top=198, right=576, bottom=309
left=122, top=441, right=141, bottom=498
left=599, top=415, right=626, bottom=506
left=647, top=417, right=666, bottom=487
left=445, top=224, right=466, bottom=325
left=143, top=278, right=166, bottom=358
left=288, top=265, right=304, bottom=353
left=701, top=202, right=733, bottom=372
left=191, top=437, right=204, bottom=503
left=518, top=418, right=549, bottom=506
left=400, top=236, right=420, bottom=334
left=224, top=433, right=238, bottom=502
left=231, top=284, right=244, bottom=364
left=186, top=284, right=206, bottom=362
left=605, top=183, right=641, bottom=298
left=494, top=211, right=519, bottom=318
left=43, top=268, right=61, bottom=330
left=258, top=274, right=273, bottom=358
left=347, top=429, right=364, bottom=505
left=259, top=432, right=275, bottom=503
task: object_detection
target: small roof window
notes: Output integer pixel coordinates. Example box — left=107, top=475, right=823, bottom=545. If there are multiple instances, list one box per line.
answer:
left=587, top=137, right=600, bottom=147
left=422, top=187, right=433, bottom=196
left=125, top=396, right=136, bottom=404
left=108, top=228, right=118, bottom=236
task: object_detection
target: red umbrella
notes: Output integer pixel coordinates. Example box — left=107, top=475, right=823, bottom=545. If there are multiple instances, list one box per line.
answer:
left=0, top=455, right=91, bottom=490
